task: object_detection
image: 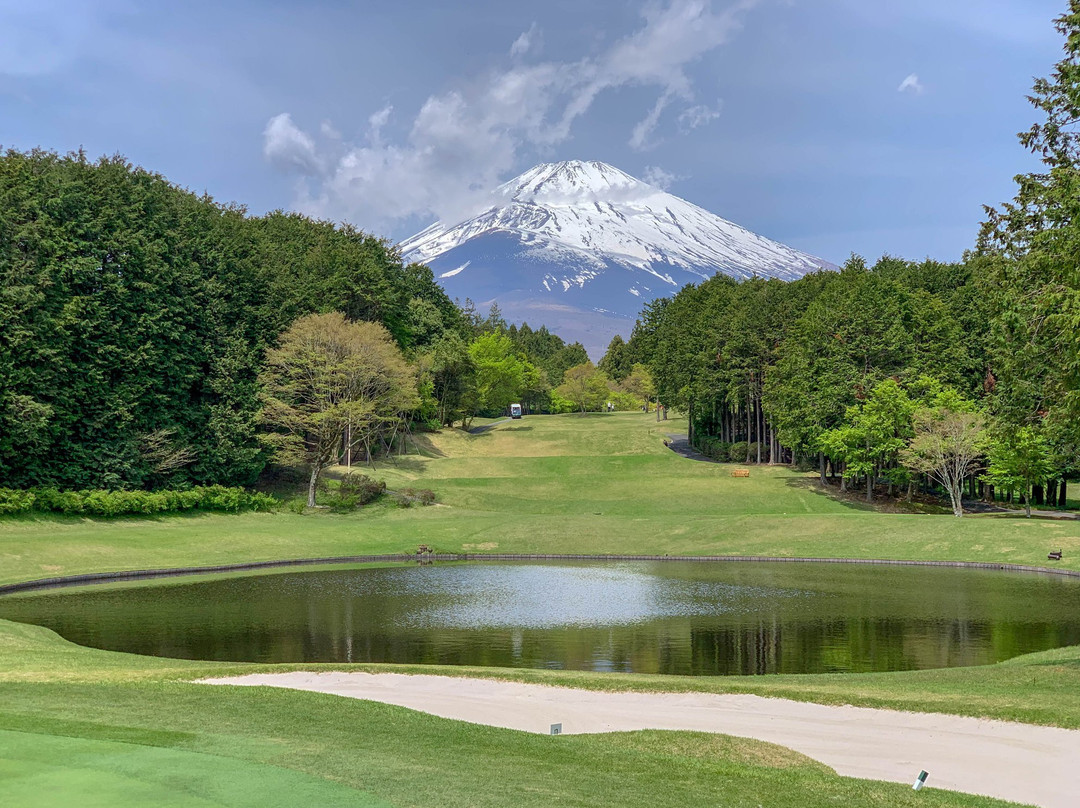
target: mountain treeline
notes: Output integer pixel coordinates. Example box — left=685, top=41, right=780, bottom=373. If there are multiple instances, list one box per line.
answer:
left=0, top=149, right=583, bottom=492
left=609, top=5, right=1080, bottom=514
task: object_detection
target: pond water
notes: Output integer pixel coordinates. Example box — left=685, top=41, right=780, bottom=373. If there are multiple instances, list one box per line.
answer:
left=2, top=561, right=1079, bottom=675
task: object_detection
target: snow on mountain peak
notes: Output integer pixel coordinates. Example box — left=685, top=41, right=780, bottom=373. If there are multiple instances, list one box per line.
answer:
left=397, top=160, right=835, bottom=357
left=498, top=160, right=649, bottom=205
left=400, top=160, right=832, bottom=282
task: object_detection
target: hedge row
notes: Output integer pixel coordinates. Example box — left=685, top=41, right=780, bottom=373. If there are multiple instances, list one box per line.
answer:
left=0, top=486, right=278, bottom=517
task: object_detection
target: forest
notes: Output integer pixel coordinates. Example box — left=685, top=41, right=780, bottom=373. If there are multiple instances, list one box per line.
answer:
left=604, top=8, right=1080, bottom=515
left=0, top=149, right=592, bottom=493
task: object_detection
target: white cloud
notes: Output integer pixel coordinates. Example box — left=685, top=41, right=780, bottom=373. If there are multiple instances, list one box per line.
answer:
left=320, top=120, right=341, bottom=139
left=897, top=73, right=924, bottom=94
left=368, top=104, right=393, bottom=143
left=629, top=91, right=674, bottom=150
left=678, top=100, right=722, bottom=130
left=263, top=113, right=323, bottom=175
left=510, top=23, right=540, bottom=58
left=264, top=0, right=758, bottom=229
left=641, top=165, right=681, bottom=189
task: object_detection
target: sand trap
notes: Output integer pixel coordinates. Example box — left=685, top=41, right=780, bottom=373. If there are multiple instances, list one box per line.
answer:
left=202, top=672, right=1080, bottom=807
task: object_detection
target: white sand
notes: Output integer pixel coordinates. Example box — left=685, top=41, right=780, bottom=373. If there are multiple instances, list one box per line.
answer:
left=201, top=672, right=1080, bottom=807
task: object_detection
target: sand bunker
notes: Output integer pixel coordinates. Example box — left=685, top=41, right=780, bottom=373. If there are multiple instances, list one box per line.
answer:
left=202, top=672, right=1080, bottom=807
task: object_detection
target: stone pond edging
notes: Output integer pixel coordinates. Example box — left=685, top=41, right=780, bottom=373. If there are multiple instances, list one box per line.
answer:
left=1, top=553, right=1078, bottom=596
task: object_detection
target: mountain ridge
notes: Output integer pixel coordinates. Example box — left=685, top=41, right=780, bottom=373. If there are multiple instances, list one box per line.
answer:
left=400, top=160, right=835, bottom=355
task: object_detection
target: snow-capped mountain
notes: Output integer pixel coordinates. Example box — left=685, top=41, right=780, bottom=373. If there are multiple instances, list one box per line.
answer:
left=400, top=160, right=834, bottom=356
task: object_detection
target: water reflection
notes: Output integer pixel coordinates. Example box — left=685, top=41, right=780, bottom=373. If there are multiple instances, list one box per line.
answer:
left=1, top=561, right=1078, bottom=675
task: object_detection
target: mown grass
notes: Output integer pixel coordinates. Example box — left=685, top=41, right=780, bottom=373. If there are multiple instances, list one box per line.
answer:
left=2, top=412, right=1078, bottom=806
left=2, top=413, right=1078, bottom=588
left=0, top=620, right=1024, bottom=807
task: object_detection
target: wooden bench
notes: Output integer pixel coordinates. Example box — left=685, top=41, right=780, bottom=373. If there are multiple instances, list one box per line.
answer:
left=1048, top=549, right=1063, bottom=561
left=731, top=469, right=751, bottom=478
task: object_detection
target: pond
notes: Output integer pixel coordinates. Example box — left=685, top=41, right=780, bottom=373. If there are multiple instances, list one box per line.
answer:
left=2, top=561, right=1079, bottom=675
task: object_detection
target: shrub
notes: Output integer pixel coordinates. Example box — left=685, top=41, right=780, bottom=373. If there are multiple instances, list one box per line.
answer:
left=391, top=488, right=437, bottom=508
left=0, top=485, right=278, bottom=518
left=338, top=473, right=386, bottom=506
left=0, top=488, right=36, bottom=515
left=727, top=441, right=749, bottom=463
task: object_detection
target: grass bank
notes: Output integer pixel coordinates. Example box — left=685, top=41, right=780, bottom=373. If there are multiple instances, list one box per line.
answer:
left=0, top=620, right=1026, bottom=807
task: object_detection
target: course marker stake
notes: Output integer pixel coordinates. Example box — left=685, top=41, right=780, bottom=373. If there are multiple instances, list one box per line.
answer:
left=912, top=770, right=928, bottom=791
left=550, top=723, right=562, bottom=735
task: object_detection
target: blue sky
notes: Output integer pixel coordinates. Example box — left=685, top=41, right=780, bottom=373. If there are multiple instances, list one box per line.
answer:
left=0, top=0, right=1065, bottom=264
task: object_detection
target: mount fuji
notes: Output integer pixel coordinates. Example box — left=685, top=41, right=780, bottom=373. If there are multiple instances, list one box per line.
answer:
left=399, top=160, right=835, bottom=356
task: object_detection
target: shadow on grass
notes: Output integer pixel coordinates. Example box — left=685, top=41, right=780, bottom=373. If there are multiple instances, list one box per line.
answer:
left=501, top=426, right=534, bottom=432
left=779, top=475, right=960, bottom=514
left=406, top=434, right=448, bottom=457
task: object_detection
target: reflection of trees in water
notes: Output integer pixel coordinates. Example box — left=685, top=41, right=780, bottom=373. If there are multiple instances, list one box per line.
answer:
left=4, top=566, right=1080, bottom=674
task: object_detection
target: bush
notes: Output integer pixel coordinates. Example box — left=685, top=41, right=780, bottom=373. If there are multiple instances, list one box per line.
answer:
left=0, top=486, right=277, bottom=518
left=696, top=436, right=730, bottom=461
left=727, top=441, right=749, bottom=463
left=0, top=488, right=36, bottom=515
left=391, top=488, right=437, bottom=508
left=339, top=473, right=386, bottom=505
left=324, top=473, right=386, bottom=510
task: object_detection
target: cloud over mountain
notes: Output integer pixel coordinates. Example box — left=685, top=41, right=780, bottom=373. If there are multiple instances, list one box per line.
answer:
left=262, top=1, right=756, bottom=231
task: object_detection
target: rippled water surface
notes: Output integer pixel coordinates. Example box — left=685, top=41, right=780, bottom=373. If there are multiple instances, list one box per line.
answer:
left=3, top=561, right=1080, bottom=675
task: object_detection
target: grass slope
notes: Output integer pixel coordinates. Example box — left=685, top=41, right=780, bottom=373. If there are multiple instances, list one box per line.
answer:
left=0, top=621, right=1022, bottom=808
left=2, top=413, right=1078, bottom=588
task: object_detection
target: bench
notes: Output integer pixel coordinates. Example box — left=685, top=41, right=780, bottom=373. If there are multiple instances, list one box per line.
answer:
left=1048, top=550, right=1063, bottom=561
left=731, top=469, right=751, bottom=478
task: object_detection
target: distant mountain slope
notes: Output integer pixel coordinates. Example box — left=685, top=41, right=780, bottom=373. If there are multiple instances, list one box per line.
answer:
left=400, top=160, right=834, bottom=355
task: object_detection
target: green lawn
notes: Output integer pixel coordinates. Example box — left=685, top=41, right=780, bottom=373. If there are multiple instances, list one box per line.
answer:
left=2, top=412, right=1078, bottom=589
left=2, top=412, right=1078, bottom=806
left=0, top=620, right=1024, bottom=808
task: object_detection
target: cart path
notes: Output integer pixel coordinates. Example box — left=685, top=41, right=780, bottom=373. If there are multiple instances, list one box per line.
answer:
left=202, top=672, right=1077, bottom=808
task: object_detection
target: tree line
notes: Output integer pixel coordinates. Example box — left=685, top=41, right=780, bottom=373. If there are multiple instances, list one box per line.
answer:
left=606, top=5, right=1080, bottom=516
left=0, top=149, right=591, bottom=495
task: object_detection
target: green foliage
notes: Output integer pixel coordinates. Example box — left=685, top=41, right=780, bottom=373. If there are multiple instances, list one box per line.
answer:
left=984, top=426, right=1056, bottom=517
left=260, top=313, right=418, bottom=507
left=467, top=332, right=536, bottom=416
left=0, top=486, right=276, bottom=517
left=0, top=488, right=36, bottom=514
left=598, top=334, right=632, bottom=381
left=817, top=380, right=916, bottom=500
left=0, top=148, right=464, bottom=492
left=727, top=441, right=749, bottom=463
left=555, top=362, right=614, bottom=413
left=323, top=473, right=387, bottom=511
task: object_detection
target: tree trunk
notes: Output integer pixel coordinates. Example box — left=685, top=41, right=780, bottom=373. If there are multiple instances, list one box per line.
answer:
left=745, top=392, right=752, bottom=463
left=818, top=452, right=826, bottom=486
left=756, top=397, right=762, bottom=464
left=1047, top=479, right=1058, bottom=507
left=307, top=464, right=320, bottom=508
left=866, top=470, right=873, bottom=503
left=1033, top=484, right=1044, bottom=506
left=1060, top=479, right=1068, bottom=508
left=688, top=400, right=694, bottom=447
left=1024, top=487, right=1032, bottom=518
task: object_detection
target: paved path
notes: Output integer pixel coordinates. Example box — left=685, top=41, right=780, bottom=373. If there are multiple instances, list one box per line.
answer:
left=664, top=433, right=718, bottom=462
left=468, top=417, right=510, bottom=434
left=203, top=672, right=1079, bottom=807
